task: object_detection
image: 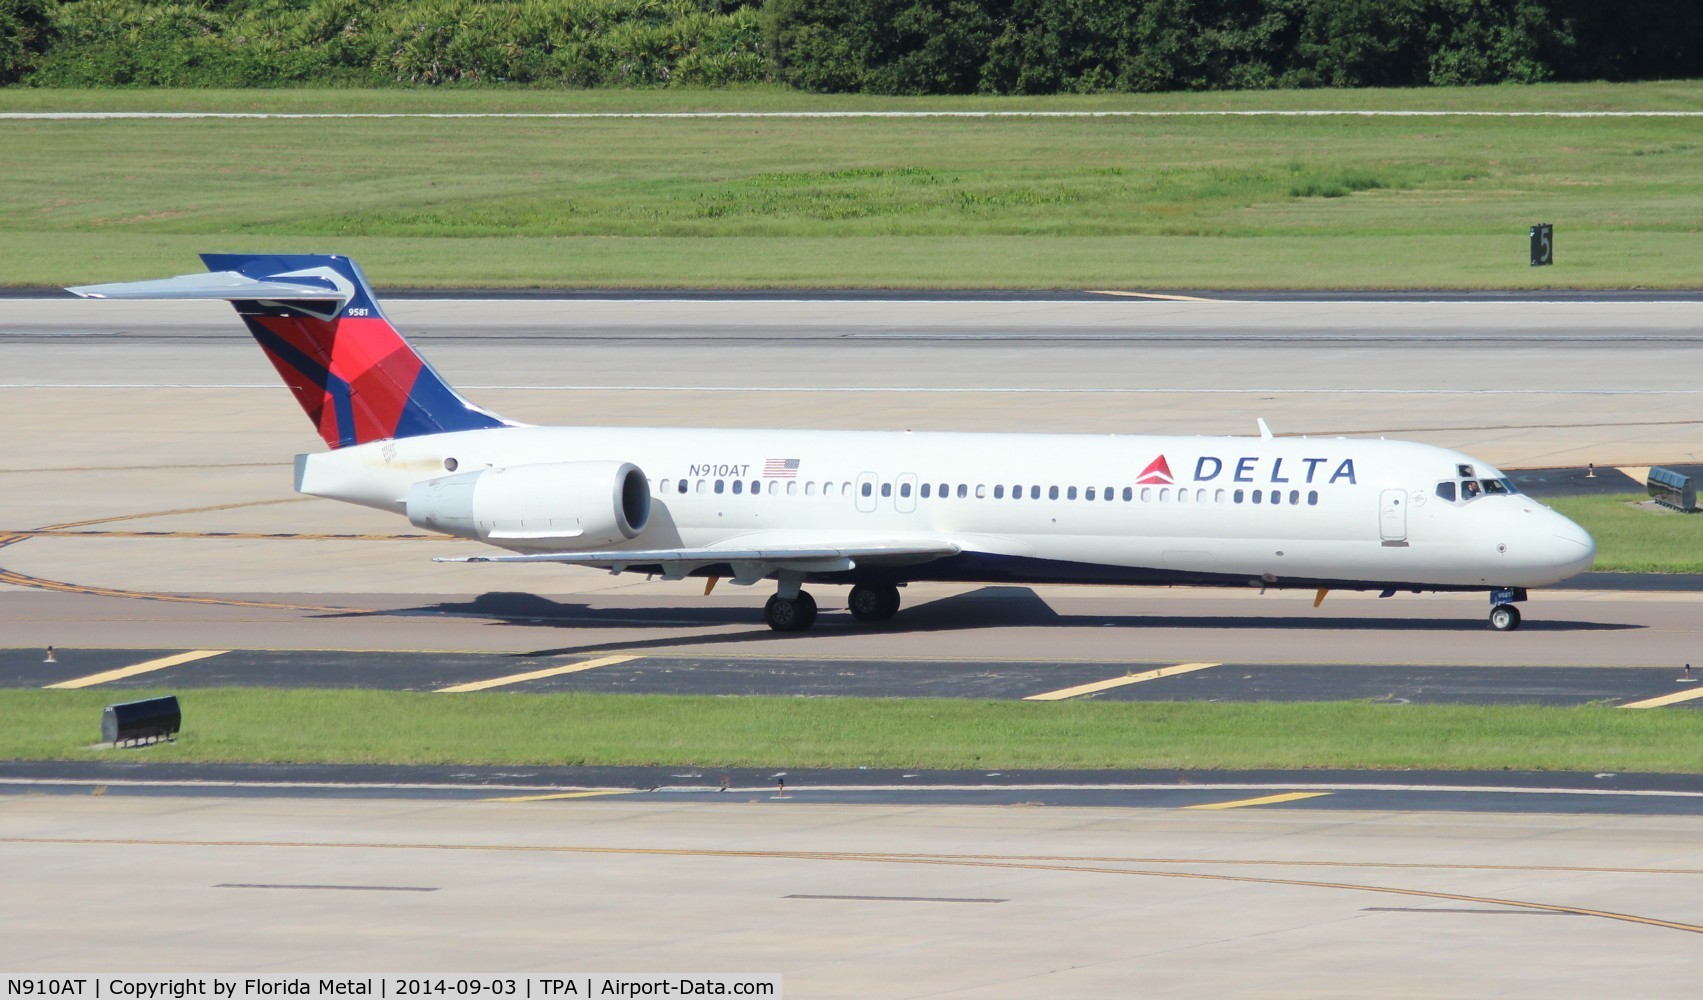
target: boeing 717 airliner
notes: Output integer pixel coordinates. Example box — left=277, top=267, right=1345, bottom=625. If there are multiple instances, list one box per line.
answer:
left=70, top=254, right=1596, bottom=632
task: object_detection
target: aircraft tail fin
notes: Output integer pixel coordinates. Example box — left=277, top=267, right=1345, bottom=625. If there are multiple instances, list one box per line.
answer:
left=68, top=253, right=510, bottom=449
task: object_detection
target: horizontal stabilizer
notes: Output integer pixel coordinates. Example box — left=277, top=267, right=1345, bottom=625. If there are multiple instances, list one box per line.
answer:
left=67, top=270, right=353, bottom=304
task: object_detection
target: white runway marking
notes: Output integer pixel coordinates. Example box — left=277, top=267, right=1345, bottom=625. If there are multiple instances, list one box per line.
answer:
left=6, top=111, right=1703, bottom=120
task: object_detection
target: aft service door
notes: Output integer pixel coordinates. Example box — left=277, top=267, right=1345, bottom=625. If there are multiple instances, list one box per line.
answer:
left=855, top=471, right=879, bottom=514
left=1379, top=488, right=1408, bottom=542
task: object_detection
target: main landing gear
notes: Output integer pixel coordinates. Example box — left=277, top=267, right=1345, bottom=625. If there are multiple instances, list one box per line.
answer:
left=763, top=591, right=817, bottom=632
left=1487, top=587, right=1528, bottom=632
left=848, top=582, right=901, bottom=622
left=762, top=577, right=904, bottom=632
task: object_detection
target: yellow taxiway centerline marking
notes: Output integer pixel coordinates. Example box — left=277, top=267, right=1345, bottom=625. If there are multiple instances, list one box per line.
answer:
left=483, top=790, right=637, bottom=803
left=1187, top=792, right=1333, bottom=810
left=44, top=649, right=228, bottom=690
left=1620, top=686, right=1703, bottom=709
left=436, top=654, right=639, bottom=693
left=1024, top=662, right=1220, bottom=701
left=1086, top=290, right=1218, bottom=302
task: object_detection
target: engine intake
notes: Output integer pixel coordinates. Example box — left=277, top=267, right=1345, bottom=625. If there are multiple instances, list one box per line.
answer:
left=406, top=461, right=650, bottom=549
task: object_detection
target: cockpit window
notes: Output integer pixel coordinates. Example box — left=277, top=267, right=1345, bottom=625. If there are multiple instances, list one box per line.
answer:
left=1461, top=480, right=1481, bottom=499
left=1435, top=481, right=1457, bottom=502
left=1482, top=478, right=1509, bottom=495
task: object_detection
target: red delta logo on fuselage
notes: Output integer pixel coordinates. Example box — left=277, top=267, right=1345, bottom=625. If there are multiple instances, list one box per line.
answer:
left=1140, top=454, right=1358, bottom=486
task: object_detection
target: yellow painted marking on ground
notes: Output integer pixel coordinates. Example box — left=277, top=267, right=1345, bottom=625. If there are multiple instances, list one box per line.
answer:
left=45, top=649, right=227, bottom=689
left=1621, top=686, right=1703, bottom=709
left=1024, top=662, right=1220, bottom=701
left=436, top=654, right=639, bottom=693
left=1187, top=792, right=1333, bottom=810
left=483, top=790, right=637, bottom=803
left=1086, top=290, right=1217, bottom=302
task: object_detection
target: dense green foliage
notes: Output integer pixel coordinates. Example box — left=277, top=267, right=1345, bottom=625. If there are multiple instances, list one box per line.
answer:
left=0, top=0, right=52, bottom=84
left=767, top=0, right=1703, bottom=94
left=22, top=0, right=769, bottom=87
left=2, top=0, right=1699, bottom=90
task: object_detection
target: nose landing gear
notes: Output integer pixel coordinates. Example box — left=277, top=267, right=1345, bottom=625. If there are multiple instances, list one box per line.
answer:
left=1487, top=587, right=1528, bottom=631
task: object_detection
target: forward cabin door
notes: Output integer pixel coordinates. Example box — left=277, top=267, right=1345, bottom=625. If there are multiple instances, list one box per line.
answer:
left=1379, top=488, right=1408, bottom=542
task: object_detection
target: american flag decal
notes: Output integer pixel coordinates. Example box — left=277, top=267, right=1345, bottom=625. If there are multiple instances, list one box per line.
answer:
left=764, top=458, right=801, bottom=478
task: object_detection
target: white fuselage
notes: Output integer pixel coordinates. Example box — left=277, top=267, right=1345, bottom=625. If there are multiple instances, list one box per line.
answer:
left=296, top=425, right=1597, bottom=592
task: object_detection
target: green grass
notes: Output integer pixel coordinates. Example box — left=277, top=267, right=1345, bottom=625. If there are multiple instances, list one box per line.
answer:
left=1548, top=494, right=1703, bottom=574
left=6, top=688, right=1703, bottom=772
left=4, top=82, right=1703, bottom=288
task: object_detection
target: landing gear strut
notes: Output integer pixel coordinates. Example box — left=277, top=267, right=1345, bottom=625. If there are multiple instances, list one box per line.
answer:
left=848, top=582, right=902, bottom=622
left=1487, top=587, right=1527, bottom=632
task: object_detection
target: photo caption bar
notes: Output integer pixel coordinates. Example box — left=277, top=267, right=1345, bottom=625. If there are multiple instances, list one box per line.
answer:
left=3, top=977, right=781, bottom=1000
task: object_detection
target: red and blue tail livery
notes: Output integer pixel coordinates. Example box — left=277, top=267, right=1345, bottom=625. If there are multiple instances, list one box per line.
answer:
left=70, top=253, right=508, bottom=448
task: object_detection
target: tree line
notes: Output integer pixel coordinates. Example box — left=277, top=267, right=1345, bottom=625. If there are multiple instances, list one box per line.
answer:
left=3, top=0, right=1698, bottom=90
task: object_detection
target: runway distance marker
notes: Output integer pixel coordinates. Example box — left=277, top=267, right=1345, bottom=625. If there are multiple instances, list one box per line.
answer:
left=1187, top=791, right=1334, bottom=810
left=43, top=649, right=227, bottom=689
left=436, top=654, right=640, bottom=693
left=1024, top=661, right=1219, bottom=701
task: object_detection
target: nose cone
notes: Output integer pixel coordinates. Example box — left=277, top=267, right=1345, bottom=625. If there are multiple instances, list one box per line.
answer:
left=1541, top=508, right=1597, bottom=580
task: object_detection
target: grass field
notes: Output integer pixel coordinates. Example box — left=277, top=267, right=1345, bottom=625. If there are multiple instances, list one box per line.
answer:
left=1548, top=494, right=1703, bottom=573
left=3, top=82, right=1702, bottom=288
left=5, top=688, right=1702, bottom=772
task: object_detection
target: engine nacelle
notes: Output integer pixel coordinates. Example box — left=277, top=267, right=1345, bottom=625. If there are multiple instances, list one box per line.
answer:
left=406, top=461, right=650, bottom=549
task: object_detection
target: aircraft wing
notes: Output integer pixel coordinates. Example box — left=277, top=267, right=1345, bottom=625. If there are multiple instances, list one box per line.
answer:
left=435, top=541, right=961, bottom=583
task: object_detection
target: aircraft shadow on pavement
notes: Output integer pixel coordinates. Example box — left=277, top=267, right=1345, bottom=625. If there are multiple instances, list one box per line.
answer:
left=335, top=587, right=1636, bottom=660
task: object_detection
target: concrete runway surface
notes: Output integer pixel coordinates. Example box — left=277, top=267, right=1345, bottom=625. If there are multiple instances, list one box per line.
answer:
left=4, top=294, right=1703, bottom=992
left=5, top=796, right=1703, bottom=995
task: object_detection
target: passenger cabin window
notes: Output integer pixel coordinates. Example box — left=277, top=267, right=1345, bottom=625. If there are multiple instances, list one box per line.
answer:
left=1067, top=486, right=1078, bottom=500
left=994, top=485, right=1005, bottom=499
left=732, top=480, right=743, bottom=494
left=714, top=480, right=725, bottom=494
left=1048, top=486, right=1060, bottom=500
left=1030, top=486, right=1041, bottom=499
left=1123, top=487, right=1133, bottom=501
left=881, top=483, right=892, bottom=498
left=975, top=484, right=987, bottom=499
left=786, top=482, right=797, bottom=496
left=861, top=482, right=873, bottom=497
left=900, top=482, right=912, bottom=498
left=921, top=483, right=931, bottom=498
left=678, top=480, right=689, bottom=494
